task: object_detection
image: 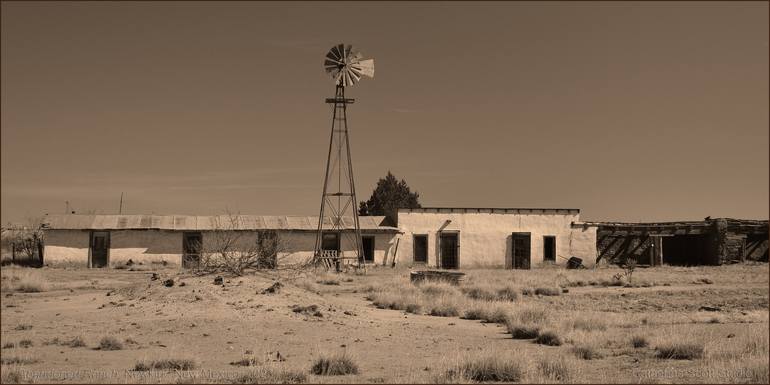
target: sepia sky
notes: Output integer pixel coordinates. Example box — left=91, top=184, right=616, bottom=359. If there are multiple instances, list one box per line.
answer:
left=2, top=1, right=768, bottom=224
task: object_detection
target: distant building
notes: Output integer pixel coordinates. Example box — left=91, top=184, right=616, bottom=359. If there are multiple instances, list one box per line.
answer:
left=41, top=215, right=399, bottom=268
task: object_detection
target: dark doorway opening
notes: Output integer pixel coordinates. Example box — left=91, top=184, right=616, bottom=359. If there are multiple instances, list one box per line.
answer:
left=543, top=236, right=556, bottom=263
left=413, top=235, right=428, bottom=264
left=439, top=233, right=459, bottom=269
left=361, top=236, right=375, bottom=263
left=662, top=234, right=709, bottom=266
left=322, top=233, right=340, bottom=253
left=182, top=232, right=202, bottom=269
left=90, top=231, right=110, bottom=268
left=512, top=232, right=531, bottom=269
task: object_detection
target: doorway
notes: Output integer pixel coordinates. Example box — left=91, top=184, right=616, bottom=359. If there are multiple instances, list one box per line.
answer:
left=439, top=233, right=459, bottom=269
left=662, top=234, right=709, bottom=265
left=89, top=231, right=110, bottom=268
left=361, top=236, right=375, bottom=263
left=543, top=236, right=556, bottom=263
left=182, top=232, right=202, bottom=269
left=512, top=232, right=531, bottom=269
left=413, top=235, right=428, bottom=264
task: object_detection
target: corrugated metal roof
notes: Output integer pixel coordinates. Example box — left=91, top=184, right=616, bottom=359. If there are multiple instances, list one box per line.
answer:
left=41, top=214, right=397, bottom=232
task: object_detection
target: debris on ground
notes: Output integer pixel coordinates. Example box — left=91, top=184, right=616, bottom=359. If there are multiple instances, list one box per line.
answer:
left=163, top=279, right=174, bottom=287
left=291, top=304, right=323, bottom=317
left=699, top=305, right=721, bottom=312
left=150, top=273, right=159, bottom=281
left=214, top=276, right=224, bottom=285
left=261, top=281, right=283, bottom=294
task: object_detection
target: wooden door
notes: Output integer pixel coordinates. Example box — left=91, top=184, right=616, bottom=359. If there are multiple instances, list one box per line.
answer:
left=183, top=232, right=202, bottom=269
left=90, top=231, right=110, bottom=268
left=440, top=233, right=459, bottom=269
left=361, top=236, right=375, bottom=263
left=512, top=232, right=531, bottom=269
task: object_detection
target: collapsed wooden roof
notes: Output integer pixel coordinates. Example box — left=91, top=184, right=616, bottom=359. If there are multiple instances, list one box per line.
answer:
left=574, top=218, right=768, bottom=236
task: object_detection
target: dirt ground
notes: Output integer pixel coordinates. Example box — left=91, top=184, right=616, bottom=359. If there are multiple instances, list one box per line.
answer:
left=0, top=264, right=768, bottom=384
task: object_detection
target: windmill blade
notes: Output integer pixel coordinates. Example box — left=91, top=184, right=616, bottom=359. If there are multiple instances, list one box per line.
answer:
left=346, top=68, right=361, bottom=83
left=351, top=59, right=374, bottom=77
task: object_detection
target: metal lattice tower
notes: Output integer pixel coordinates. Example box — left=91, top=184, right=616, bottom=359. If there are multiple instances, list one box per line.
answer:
left=313, top=44, right=374, bottom=270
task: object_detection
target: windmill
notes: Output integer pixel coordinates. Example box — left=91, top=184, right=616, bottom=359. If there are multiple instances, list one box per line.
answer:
left=313, top=44, right=375, bottom=271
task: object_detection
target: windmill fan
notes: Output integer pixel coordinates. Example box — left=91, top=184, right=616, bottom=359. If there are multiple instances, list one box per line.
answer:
left=324, top=44, right=374, bottom=87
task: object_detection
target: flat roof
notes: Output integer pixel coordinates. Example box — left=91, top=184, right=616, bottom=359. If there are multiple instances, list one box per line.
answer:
left=41, top=214, right=399, bottom=232
left=398, top=207, right=580, bottom=214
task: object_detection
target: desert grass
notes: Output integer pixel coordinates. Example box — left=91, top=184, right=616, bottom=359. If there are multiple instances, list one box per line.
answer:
left=438, top=352, right=524, bottom=382
left=631, top=335, right=649, bottom=348
left=571, top=343, right=602, bottom=360
left=536, top=356, right=575, bottom=383
left=310, top=351, right=359, bottom=375
left=232, top=365, right=307, bottom=384
left=462, top=302, right=509, bottom=324
left=17, top=340, right=32, bottom=348
left=2, top=342, right=15, bottom=349
left=13, top=324, right=32, bottom=331
left=0, top=365, right=23, bottom=384
left=535, top=330, right=563, bottom=346
left=98, top=336, right=124, bottom=351
left=134, top=358, right=198, bottom=371
left=0, top=268, right=48, bottom=293
left=0, top=356, right=39, bottom=365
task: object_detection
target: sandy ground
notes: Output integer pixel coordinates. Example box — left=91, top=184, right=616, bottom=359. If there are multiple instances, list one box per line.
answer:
left=1, top=265, right=768, bottom=383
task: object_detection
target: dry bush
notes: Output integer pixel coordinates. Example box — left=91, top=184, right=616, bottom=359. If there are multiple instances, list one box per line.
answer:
left=515, top=306, right=549, bottom=324
left=310, top=351, right=359, bottom=375
left=368, top=289, right=422, bottom=314
left=655, top=342, right=704, bottom=360
left=535, top=330, right=562, bottom=346
left=462, top=303, right=509, bottom=324
left=567, top=316, right=608, bottom=332
left=442, top=352, right=524, bottom=382
left=427, top=294, right=463, bottom=317
left=631, top=335, right=649, bottom=348
left=1, top=270, right=48, bottom=293
left=17, top=340, right=32, bottom=348
left=571, top=344, right=602, bottom=360
left=537, top=356, right=573, bottom=382
left=134, top=358, right=198, bottom=371
left=534, top=287, right=561, bottom=296
left=0, top=366, right=23, bottom=384
left=461, top=286, right=497, bottom=301
left=2, top=342, right=15, bottom=349
left=419, top=281, right=460, bottom=297
left=316, top=279, right=340, bottom=286
left=13, top=325, right=32, bottom=331
left=98, top=336, right=123, bottom=351
left=506, top=322, right=540, bottom=339
left=0, top=356, right=38, bottom=365
left=232, top=365, right=307, bottom=384
left=495, top=286, right=519, bottom=301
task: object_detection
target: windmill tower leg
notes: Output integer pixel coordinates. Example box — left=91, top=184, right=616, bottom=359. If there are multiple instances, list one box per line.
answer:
left=314, top=85, right=364, bottom=272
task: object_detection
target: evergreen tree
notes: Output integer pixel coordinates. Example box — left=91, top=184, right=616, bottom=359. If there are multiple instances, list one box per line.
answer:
left=358, top=171, right=421, bottom=226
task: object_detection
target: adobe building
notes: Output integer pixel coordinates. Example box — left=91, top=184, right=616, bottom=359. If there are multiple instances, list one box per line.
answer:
left=41, top=214, right=399, bottom=268
left=395, top=207, right=597, bottom=269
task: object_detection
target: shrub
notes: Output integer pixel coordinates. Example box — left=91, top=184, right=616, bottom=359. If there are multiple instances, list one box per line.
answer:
left=68, top=336, right=86, bottom=347
left=232, top=366, right=307, bottom=384
left=98, top=336, right=124, bottom=351
left=516, top=307, right=548, bottom=324
left=2, top=342, right=15, bottom=349
left=462, top=286, right=497, bottom=301
left=420, top=282, right=458, bottom=297
left=495, top=286, right=519, bottom=301
left=427, top=295, right=462, bottom=317
left=572, top=344, right=602, bottom=360
left=631, top=335, right=649, bottom=348
left=13, top=324, right=32, bottom=331
left=134, top=358, right=198, bottom=371
left=0, top=356, right=39, bottom=365
left=506, top=322, right=540, bottom=339
left=534, top=287, right=561, bottom=296
left=316, top=279, right=340, bottom=286
left=537, top=357, right=572, bottom=382
left=452, top=354, right=523, bottom=382
left=654, top=342, right=704, bottom=360
left=18, top=339, right=33, bottom=348
left=310, top=352, right=359, bottom=375
left=230, top=356, right=263, bottom=367
left=535, top=331, right=562, bottom=346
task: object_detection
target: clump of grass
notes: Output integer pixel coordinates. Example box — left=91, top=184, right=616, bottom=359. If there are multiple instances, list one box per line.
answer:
left=68, top=336, right=86, bottom=348
left=495, top=286, right=519, bottom=301
left=444, top=353, right=524, bottom=382
left=419, top=282, right=459, bottom=297
left=310, top=351, right=359, bottom=375
left=427, top=297, right=461, bottom=317
left=694, top=277, right=714, bottom=284
left=18, top=340, right=32, bottom=348
left=537, top=357, right=572, bottom=382
left=571, top=344, right=602, bottom=360
left=1, top=367, right=22, bottom=383
left=13, top=324, right=32, bottom=331
left=0, top=356, right=39, bottom=365
left=2, top=342, right=15, bottom=349
left=745, top=361, right=769, bottom=384
left=506, top=321, right=540, bottom=339
left=462, top=286, right=497, bottom=301
left=232, top=366, right=307, bottom=384
left=369, top=290, right=422, bottom=314
left=534, top=287, right=561, bottom=296
left=569, top=317, right=607, bottom=332
left=230, top=356, right=263, bottom=367
left=631, top=335, right=649, bottom=348
left=98, top=336, right=124, bottom=351
left=462, top=303, right=509, bottom=324
left=516, top=307, right=548, bottom=324
left=654, top=342, right=704, bottom=360
left=3, top=270, right=48, bottom=293
left=316, top=279, right=340, bottom=286
left=534, top=330, right=562, bottom=346
left=134, top=358, right=198, bottom=371
left=291, top=304, right=323, bottom=317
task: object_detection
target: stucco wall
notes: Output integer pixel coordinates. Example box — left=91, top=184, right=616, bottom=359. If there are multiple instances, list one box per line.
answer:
left=43, top=229, right=396, bottom=268
left=396, top=211, right=597, bottom=268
